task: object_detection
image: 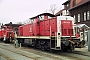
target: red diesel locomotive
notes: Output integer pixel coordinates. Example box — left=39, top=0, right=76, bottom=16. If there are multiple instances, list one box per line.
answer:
left=0, top=26, right=14, bottom=43
left=17, top=13, right=84, bottom=52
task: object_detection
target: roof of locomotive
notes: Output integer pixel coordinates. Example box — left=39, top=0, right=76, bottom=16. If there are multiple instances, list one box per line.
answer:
left=29, top=13, right=56, bottom=19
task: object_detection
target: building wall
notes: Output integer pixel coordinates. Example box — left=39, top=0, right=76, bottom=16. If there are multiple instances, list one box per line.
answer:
left=69, top=2, right=90, bottom=27
left=70, top=0, right=74, bottom=8
left=76, top=0, right=81, bottom=5
left=70, top=0, right=81, bottom=8
left=56, top=0, right=82, bottom=16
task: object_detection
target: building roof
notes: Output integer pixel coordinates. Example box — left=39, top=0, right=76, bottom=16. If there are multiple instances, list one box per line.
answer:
left=75, top=24, right=89, bottom=29
left=62, top=0, right=70, bottom=5
left=69, top=0, right=90, bottom=10
left=4, top=22, right=23, bottom=27
left=5, top=24, right=22, bottom=27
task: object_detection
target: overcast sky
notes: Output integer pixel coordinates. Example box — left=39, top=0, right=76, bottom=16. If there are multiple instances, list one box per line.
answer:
left=0, top=0, right=67, bottom=24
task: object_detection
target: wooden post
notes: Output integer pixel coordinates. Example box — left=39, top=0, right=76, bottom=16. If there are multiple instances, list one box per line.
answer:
left=20, top=43, right=21, bottom=48
left=88, top=30, right=90, bottom=51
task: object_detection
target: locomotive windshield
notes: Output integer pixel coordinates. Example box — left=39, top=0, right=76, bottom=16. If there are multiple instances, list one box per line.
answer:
left=38, top=15, right=44, bottom=20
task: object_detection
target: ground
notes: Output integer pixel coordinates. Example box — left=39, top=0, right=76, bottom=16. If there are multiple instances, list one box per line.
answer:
left=0, top=43, right=90, bottom=60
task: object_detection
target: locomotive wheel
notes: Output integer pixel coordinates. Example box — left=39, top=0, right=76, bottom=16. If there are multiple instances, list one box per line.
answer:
left=49, top=49, right=55, bottom=53
left=81, top=40, right=85, bottom=47
left=62, top=48, right=67, bottom=52
left=68, top=45, right=75, bottom=52
left=41, top=46, right=45, bottom=50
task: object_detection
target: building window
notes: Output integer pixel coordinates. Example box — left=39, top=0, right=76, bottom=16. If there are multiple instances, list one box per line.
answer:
left=73, top=0, right=76, bottom=6
left=67, top=4, right=69, bottom=7
left=66, top=10, right=69, bottom=15
left=78, top=14, right=80, bottom=22
left=87, top=11, right=90, bottom=20
left=74, top=15, right=76, bottom=23
left=84, top=12, right=86, bottom=21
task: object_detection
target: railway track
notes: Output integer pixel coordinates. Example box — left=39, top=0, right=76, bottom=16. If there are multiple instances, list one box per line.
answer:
left=22, top=47, right=83, bottom=60
left=0, top=43, right=76, bottom=60
left=55, top=49, right=90, bottom=60
left=0, top=43, right=63, bottom=60
left=22, top=47, right=64, bottom=60
left=0, top=43, right=90, bottom=60
left=0, top=44, right=38, bottom=60
left=22, top=46, right=90, bottom=60
left=0, top=53, right=12, bottom=60
left=72, top=51, right=90, bottom=57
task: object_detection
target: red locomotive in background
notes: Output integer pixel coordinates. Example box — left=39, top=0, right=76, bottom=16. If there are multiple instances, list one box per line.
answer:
left=16, top=13, right=85, bottom=52
left=0, top=26, right=14, bottom=43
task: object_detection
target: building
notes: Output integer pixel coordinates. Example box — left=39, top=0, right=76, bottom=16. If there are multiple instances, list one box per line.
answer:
left=55, top=0, right=70, bottom=16
left=55, top=0, right=82, bottom=16
left=4, top=22, right=23, bottom=35
left=69, top=0, right=90, bottom=42
left=56, top=0, right=90, bottom=26
left=69, top=0, right=90, bottom=26
left=56, top=0, right=90, bottom=41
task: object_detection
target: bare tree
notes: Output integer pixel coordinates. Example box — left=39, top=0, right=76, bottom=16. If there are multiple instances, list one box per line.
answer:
left=49, top=4, right=57, bottom=15
left=45, top=9, right=47, bottom=13
left=17, top=22, right=22, bottom=24
left=22, top=19, right=31, bottom=24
